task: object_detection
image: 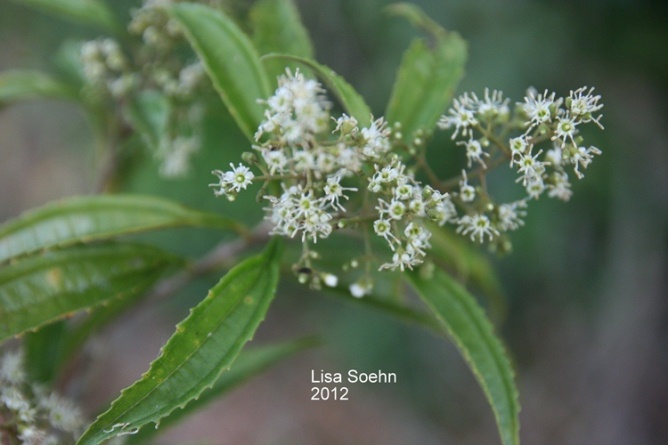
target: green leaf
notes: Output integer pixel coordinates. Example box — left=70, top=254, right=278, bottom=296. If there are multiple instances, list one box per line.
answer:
left=0, top=244, right=180, bottom=342
left=325, top=287, right=442, bottom=334
left=249, top=0, right=315, bottom=81
left=23, top=321, right=68, bottom=383
left=10, top=0, right=122, bottom=35
left=75, top=239, right=283, bottom=445
left=0, top=194, right=245, bottom=264
left=263, top=54, right=372, bottom=127
left=56, top=279, right=157, bottom=369
left=407, top=267, right=520, bottom=445
left=125, top=90, right=171, bottom=150
left=385, top=3, right=447, bottom=37
left=428, top=224, right=507, bottom=322
left=0, top=70, right=77, bottom=107
left=385, top=3, right=467, bottom=141
left=26, top=272, right=166, bottom=384
left=169, top=3, right=271, bottom=141
left=127, top=336, right=319, bottom=444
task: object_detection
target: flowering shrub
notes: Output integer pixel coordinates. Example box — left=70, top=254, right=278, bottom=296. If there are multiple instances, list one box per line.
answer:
left=0, top=1, right=604, bottom=444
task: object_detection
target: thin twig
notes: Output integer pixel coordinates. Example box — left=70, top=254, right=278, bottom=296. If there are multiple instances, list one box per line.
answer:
left=146, top=221, right=273, bottom=302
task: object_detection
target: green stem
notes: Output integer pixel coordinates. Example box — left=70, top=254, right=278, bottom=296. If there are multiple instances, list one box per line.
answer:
left=439, top=155, right=507, bottom=191
left=415, top=148, right=444, bottom=189
left=473, top=123, right=512, bottom=158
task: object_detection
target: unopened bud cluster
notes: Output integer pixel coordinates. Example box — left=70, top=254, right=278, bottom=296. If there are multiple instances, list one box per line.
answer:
left=0, top=349, right=85, bottom=445
left=211, top=70, right=604, bottom=296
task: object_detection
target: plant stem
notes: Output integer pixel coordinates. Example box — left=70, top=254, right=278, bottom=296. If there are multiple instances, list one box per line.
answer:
left=145, top=221, right=273, bottom=303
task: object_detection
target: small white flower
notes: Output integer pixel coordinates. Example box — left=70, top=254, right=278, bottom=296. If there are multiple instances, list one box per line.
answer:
left=322, top=273, right=339, bottom=287
left=41, top=393, right=84, bottom=434
left=373, top=162, right=401, bottom=183
left=476, top=88, right=510, bottom=121
left=159, top=136, right=199, bottom=178
left=374, top=218, right=399, bottom=249
left=457, top=213, right=500, bottom=243
left=569, top=145, right=602, bottom=179
left=0, top=350, right=25, bottom=384
left=408, top=195, right=426, bottom=216
left=547, top=171, right=573, bottom=201
left=568, top=86, right=604, bottom=128
left=293, top=150, right=316, bottom=172
left=1, top=386, right=29, bottom=412
left=521, top=88, right=560, bottom=127
left=552, top=116, right=578, bottom=148
left=438, top=93, right=478, bottom=139
left=404, top=222, right=430, bottom=252
left=301, top=209, right=332, bottom=242
left=361, top=117, right=391, bottom=157
left=225, top=163, right=255, bottom=192
left=295, top=191, right=318, bottom=217
left=262, top=149, right=288, bottom=174
left=387, top=200, right=406, bottom=220
left=509, top=135, right=530, bottom=166
left=459, top=170, right=476, bottom=202
left=211, top=163, right=254, bottom=198
left=460, top=138, right=489, bottom=168
left=323, top=175, right=357, bottom=211
left=525, top=176, right=546, bottom=199
left=333, top=113, right=359, bottom=135
left=178, top=62, right=205, bottom=94
left=368, top=179, right=382, bottom=193
left=515, top=150, right=546, bottom=186
left=349, top=280, right=372, bottom=298
left=544, top=146, right=563, bottom=167
left=394, top=182, right=413, bottom=201
left=380, top=248, right=417, bottom=271
left=496, top=201, right=527, bottom=231
left=18, top=426, right=46, bottom=445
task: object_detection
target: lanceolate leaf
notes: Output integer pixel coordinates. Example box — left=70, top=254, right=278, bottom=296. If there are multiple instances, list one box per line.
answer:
left=26, top=273, right=167, bottom=384
left=23, top=321, right=67, bottom=383
left=75, top=239, right=283, bottom=445
left=385, top=4, right=466, bottom=141
left=169, top=3, right=271, bottom=141
left=10, top=0, right=122, bottom=35
left=325, top=287, right=442, bottom=334
left=407, top=267, right=520, bottom=445
left=249, top=0, right=315, bottom=81
left=0, top=194, right=245, bottom=263
left=428, top=224, right=506, bottom=321
left=127, top=336, right=319, bottom=444
left=0, top=244, right=180, bottom=342
left=263, top=54, right=372, bottom=127
left=0, top=70, right=77, bottom=107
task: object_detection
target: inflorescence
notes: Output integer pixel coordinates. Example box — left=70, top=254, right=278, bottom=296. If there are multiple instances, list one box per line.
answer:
left=0, top=350, right=85, bottom=445
left=211, top=70, right=604, bottom=297
left=79, top=0, right=214, bottom=178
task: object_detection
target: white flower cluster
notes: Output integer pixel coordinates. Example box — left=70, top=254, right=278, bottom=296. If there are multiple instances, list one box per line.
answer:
left=129, top=0, right=182, bottom=53
left=212, top=69, right=457, bottom=294
left=79, top=1, right=213, bottom=178
left=438, top=86, right=603, bottom=245
left=212, top=71, right=604, bottom=295
left=0, top=349, right=85, bottom=445
left=81, top=39, right=135, bottom=99
left=370, top=159, right=455, bottom=271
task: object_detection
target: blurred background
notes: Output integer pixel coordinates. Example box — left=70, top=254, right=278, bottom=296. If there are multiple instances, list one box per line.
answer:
left=1, top=0, right=667, bottom=444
